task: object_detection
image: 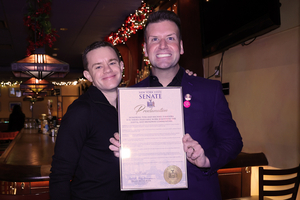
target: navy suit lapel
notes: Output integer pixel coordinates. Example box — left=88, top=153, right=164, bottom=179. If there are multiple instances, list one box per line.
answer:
left=181, top=72, right=195, bottom=102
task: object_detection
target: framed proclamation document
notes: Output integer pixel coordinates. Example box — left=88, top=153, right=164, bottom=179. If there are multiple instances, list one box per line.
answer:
left=118, top=87, right=187, bottom=191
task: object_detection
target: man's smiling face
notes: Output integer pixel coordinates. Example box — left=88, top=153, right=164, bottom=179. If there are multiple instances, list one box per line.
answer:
left=144, top=20, right=184, bottom=70
left=83, top=46, right=123, bottom=94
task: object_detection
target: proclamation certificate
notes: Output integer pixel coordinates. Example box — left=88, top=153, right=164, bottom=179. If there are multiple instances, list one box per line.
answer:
left=118, top=87, right=187, bottom=191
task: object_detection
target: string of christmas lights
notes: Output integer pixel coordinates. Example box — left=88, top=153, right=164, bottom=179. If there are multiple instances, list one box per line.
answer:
left=0, top=78, right=87, bottom=87
left=105, top=2, right=152, bottom=45
left=0, top=81, right=23, bottom=87
left=2, top=2, right=152, bottom=87
left=51, top=78, right=87, bottom=86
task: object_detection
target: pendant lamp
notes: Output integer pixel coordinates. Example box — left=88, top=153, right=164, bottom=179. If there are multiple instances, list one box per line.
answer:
left=11, top=47, right=69, bottom=79
left=11, top=0, right=69, bottom=80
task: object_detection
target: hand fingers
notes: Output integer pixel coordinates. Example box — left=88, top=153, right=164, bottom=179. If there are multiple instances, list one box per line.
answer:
left=182, top=133, right=192, bottom=143
left=182, top=134, right=197, bottom=152
left=113, top=151, right=120, bottom=158
left=185, top=69, right=195, bottom=76
left=183, top=134, right=203, bottom=160
left=189, top=146, right=203, bottom=160
left=109, top=143, right=120, bottom=158
left=114, top=152, right=120, bottom=157
left=109, top=133, right=121, bottom=158
left=186, top=146, right=195, bottom=158
left=109, top=137, right=121, bottom=148
left=114, top=132, right=120, bottom=141
left=109, top=132, right=120, bottom=148
left=109, top=144, right=119, bottom=151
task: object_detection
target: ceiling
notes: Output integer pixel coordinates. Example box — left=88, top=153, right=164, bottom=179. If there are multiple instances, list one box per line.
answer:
left=0, top=0, right=159, bottom=82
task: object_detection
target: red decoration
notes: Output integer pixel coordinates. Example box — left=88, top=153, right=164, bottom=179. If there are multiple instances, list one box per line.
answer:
left=23, top=0, right=59, bottom=56
left=105, top=3, right=152, bottom=45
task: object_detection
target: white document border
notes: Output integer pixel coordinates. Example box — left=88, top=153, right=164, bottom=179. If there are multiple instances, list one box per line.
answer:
left=118, top=87, right=187, bottom=191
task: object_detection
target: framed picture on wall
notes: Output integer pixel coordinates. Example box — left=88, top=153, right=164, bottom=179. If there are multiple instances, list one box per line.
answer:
left=9, top=102, right=22, bottom=112
left=52, top=88, right=61, bottom=96
left=9, top=87, right=22, bottom=97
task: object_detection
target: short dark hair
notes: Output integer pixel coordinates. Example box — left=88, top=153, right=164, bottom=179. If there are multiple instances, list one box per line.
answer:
left=144, top=10, right=182, bottom=42
left=12, top=105, right=22, bottom=114
left=82, top=41, right=122, bottom=71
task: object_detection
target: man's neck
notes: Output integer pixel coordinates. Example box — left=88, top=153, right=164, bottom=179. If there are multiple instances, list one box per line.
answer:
left=102, top=90, right=118, bottom=108
left=152, top=65, right=180, bottom=87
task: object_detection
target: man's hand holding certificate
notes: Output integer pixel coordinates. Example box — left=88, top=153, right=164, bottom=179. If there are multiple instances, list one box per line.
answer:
left=117, top=87, right=187, bottom=191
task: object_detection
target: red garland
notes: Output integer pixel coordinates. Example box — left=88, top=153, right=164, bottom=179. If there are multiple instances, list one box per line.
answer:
left=23, top=0, right=59, bottom=56
left=105, top=3, right=152, bottom=45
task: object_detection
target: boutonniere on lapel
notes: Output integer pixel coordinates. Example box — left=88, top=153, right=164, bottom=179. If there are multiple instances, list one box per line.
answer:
left=183, top=94, right=192, bottom=108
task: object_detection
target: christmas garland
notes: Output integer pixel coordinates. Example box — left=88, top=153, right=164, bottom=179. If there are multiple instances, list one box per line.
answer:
left=105, top=3, right=152, bottom=45
left=23, top=0, right=58, bottom=56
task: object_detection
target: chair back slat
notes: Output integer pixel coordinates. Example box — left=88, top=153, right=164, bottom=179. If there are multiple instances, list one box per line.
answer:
left=264, top=187, right=297, bottom=196
left=263, top=177, right=298, bottom=186
left=263, top=167, right=299, bottom=175
left=259, top=164, right=300, bottom=200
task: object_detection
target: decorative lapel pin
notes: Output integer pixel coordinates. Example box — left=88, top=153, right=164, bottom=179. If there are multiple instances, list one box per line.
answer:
left=185, top=94, right=192, bottom=101
left=183, top=101, right=191, bottom=108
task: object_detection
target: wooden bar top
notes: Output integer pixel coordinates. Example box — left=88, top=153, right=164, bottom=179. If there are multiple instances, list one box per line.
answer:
left=0, top=129, right=55, bottom=182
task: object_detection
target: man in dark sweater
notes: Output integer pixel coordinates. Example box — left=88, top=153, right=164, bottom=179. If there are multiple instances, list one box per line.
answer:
left=50, top=41, right=130, bottom=200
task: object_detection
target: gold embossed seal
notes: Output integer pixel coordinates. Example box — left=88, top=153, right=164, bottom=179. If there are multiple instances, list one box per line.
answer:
left=163, top=165, right=182, bottom=184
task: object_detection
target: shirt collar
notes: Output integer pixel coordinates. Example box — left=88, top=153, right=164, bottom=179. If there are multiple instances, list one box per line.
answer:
left=149, top=67, right=184, bottom=87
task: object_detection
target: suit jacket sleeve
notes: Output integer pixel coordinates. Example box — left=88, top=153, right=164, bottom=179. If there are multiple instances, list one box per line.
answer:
left=204, top=81, right=243, bottom=173
left=182, top=74, right=243, bottom=175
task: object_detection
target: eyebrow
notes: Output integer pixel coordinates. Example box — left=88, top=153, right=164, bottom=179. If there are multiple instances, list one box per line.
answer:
left=149, top=33, right=176, bottom=37
left=91, top=58, right=118, bottom=68
left=148, top=33, right=177, bottom=40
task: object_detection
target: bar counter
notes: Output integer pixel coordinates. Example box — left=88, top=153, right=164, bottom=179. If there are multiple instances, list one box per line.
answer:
left=0, top=128, right=55, bottom=182
left=0, top=128, right=268, bottom=182
left=0, top=128, right=268, bottom=198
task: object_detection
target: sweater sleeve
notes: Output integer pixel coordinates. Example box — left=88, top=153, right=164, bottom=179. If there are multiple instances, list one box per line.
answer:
left=49, top=100, right=91, bottom=200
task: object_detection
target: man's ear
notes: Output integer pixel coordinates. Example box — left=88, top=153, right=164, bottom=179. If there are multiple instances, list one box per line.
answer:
left=143, top=42, right=148, bottom=57
left=83, top=70, right=93, bottom=83
left=180, top=40, right=184, bottom=55
left=120, top=61, right=124, bottom=73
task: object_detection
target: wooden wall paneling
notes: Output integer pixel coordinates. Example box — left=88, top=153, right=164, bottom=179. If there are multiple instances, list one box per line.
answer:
left=218, top=168, right=242, bottom=199
left=241, top=167, right=251, bottom=197
left=116, top=30, right=144, bottom=87
left=218, top=167, right=251, bottom=199
left=116, top=44, right=133, bottom=87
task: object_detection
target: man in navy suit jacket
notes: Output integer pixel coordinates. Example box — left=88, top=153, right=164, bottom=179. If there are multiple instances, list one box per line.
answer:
left=110, top=10, right=243, bottom=200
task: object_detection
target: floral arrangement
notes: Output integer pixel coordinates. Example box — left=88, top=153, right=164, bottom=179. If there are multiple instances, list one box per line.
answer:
left=23, top=0, right=58, bottom=56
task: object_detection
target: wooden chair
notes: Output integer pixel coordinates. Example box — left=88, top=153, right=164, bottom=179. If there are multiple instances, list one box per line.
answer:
left=226, top=164, right=300, bottom=200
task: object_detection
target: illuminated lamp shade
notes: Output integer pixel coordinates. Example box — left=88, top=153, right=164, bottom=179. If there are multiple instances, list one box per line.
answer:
left=11, top=48, right=69, bottom=79
left=23, top=95, right=44, bottom=103
left=22, top=89, right=36, bottom=97
left=22, top=89, right=47, bottom=97
left=20, top=77, right=54, bottom=93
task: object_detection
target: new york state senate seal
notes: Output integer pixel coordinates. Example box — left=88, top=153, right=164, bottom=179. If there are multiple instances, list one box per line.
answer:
left=163, top=165, right=182, bottom=184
